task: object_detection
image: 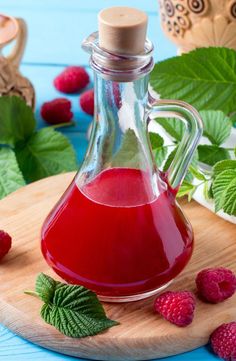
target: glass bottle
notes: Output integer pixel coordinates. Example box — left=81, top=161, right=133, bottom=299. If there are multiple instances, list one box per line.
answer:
left=41, top=17, right=202, bottom=303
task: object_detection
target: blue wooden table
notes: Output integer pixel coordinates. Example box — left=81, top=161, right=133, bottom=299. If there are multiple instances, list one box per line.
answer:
left=0, top=1, right=220, bottom=360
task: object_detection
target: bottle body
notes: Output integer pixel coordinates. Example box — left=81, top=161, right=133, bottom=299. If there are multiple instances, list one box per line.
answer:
left=41, top=167, right=193, bottom=301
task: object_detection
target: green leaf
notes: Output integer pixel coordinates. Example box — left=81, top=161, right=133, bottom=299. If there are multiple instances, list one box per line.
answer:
left=163, top=147, right=177, bottom=172
left=150, top=47, right=236, bottom=113
left=149, top=132, right=167, bottom=167
left=188, top=186, right=197, bottom=201
left=163, top=146, right=194, bottom=181
left=208, top=183, right=214, bottom=199
left=149, top=132, right=164, bottom=148
left=198, top=145, right=230, bottom=166
left=177, top=181, right=196, bottom=198
left=229, top=113, right=236, bottom=127
left=200, top=110, right=232, bottom=146
left=0, top=147, right=25, bottom=199
left=35, top=273, right=58, bottom=303
left=189, top=165, right=206, bottom=181
left=15, top=128, right=77, bottom=183
left=212, top=169, right=236, bottom=214
left=0, top=96, right=35, bottom=147
left=213, top=160, right=236, bottom=177
left=184, top=151, right=199, bottom=183
left=153, top=146, right=168, bottom=167
left=155, top=118, right=185, bottom=142
left=163, top=146, right=198, bottom=183
left=112, top=129, right=142, bottom=168
left=32, top=273, right=118, bottom=338
left=221, top=177, right=236, bottom=215
left=203, top=181, right=211, bottom=201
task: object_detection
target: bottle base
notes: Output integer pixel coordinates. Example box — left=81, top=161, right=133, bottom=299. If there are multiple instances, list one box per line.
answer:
left=98, top=280, right=173, bottom=303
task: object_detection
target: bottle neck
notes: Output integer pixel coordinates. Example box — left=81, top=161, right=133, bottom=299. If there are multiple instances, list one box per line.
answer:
left=77, top=69, right=163, bottom=200
left=83, top=32, right=154, bottom=82
left=94, top=70, right=149, bottom=126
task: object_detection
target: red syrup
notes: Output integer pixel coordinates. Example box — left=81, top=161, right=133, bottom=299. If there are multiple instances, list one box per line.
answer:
left=41, top=168, right=193, bottom=298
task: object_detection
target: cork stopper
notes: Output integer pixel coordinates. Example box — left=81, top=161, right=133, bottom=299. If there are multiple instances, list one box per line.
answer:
left=98, top=7, right=148, bottom=55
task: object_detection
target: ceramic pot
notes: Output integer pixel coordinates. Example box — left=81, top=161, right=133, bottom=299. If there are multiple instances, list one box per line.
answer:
left=0, top=13, right=35, bottom=107
left=158, top=0, right=236, bottom=53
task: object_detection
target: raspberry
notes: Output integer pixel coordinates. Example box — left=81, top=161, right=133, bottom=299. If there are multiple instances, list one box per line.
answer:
left=54, top=66, right=89, bottom=94
left=211, top=322, right=236, bottom=361
left=41, top=98, right=73, bottom=125
left=112, top=83, right=121, bottom=109
left=196, top=267, right=236, bottom=303
left=154, top=291, right=196, bottom=327
left=0, top=230, right=12, bottom=260
left=79, top=89, right=94, bottom=116
left=107, top=83, right=121, bottom=109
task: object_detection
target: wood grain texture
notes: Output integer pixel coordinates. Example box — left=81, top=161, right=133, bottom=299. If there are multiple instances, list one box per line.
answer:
left=0, top=172, right=235, bottom=361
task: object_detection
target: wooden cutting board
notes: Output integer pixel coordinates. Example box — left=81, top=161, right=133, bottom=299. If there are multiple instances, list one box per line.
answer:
left=0, top=172, right=235, bottom=361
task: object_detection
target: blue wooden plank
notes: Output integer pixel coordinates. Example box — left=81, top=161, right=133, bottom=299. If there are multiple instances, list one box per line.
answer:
left=1, top=5, right=176, bottom=64
left=0, top=0, right=158, bottom=14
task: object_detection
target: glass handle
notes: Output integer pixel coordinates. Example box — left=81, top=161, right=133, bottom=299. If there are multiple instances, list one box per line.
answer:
left=148, top=98, right=203, bottom=189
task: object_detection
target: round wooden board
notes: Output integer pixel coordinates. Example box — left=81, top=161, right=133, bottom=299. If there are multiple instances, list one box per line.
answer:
left=0, top=172, right=235, bottom=361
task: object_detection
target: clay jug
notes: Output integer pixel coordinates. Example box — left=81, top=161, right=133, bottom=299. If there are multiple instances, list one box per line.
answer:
left=0, top=13, right=35, bottom=107
left=158, top=0, right=236, bottom=53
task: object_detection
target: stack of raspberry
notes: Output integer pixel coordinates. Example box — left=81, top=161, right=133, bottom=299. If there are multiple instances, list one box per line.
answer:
left=41, top=66, right=94, bottom=124
left=154, top=267, right=236, bottom=360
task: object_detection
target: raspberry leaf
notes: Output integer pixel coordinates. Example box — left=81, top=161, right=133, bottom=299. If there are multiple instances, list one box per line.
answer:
left=163, top=147, right=197, bottom=184
left=212, top=169, right=236, bottom=214
left=0, top=147, right=25, bottom=199
left=189, top=166, right=206, bottom=181
left=177, top=181, right=196, bottom=198
left=149, top=132, right=164, bottom=148
left=230, top=113, right=236, bottom=126
left=15, top=128, right=77, bottom=182
left=112, top=129, right=141, bottom=168
left=200, top=110, right=232, bottom=146
left=154, top=118, right=185, bottom=142
left=198, top=145, right=231, bottom=167
left=0, top=96, right=35, bottom=147
left=153, top=146, right=168, bottom=167
left=213, top=160, right=236, bottom=177
left=150, top=47, right=236, bottom=113
left=149, top=133, right=168, bottom=167
left=163, top=147, right=177, bottom=172
left=27, top=273, right=118, bottom=338
left=41, top=303, right=53, bottom=324
left=221, top=178, right=236, bottom=215
left=35, top=273, right=58, bottom=303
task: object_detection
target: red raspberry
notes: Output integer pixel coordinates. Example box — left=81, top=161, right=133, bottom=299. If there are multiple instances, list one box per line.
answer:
left=154, top=291, right=196, bottom=327
left=79, top=89, right=94, bottom=116
left=196, top=267, right=236, bottom=303
left=54, top=66, right=89, bottom=94
left=41, top=98, right=73, bottom=125
left=0, top=230, right=12, bottom=260
left=107, top=83, right=121, bottom=109
left=112, top=83, right=121, bottom=109
left=211, top=322, right=236, bottom=361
